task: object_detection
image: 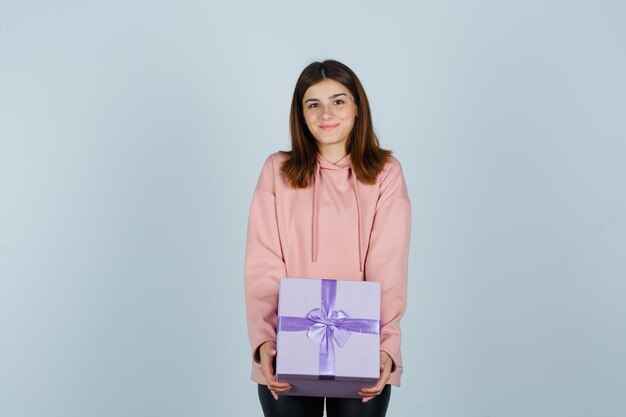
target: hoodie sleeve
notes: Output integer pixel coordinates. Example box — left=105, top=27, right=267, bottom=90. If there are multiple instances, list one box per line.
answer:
left=244, top=154, right=287, bottom=363
left=365, top=157, right=412, bottom=377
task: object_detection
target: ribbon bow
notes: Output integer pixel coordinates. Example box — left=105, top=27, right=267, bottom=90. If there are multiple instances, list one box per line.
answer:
left=278, top=279, right=380, bottom=379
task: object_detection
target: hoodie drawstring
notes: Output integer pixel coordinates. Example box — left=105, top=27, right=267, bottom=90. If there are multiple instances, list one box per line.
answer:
left=312, top=161, right=320, bottom=263
left=351, top=170, right=364, bottom=272
left=311, top=159, right=364, bottom=272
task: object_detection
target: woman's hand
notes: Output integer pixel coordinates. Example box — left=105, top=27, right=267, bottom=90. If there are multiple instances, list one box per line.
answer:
left=358, top=351, right=393, bottom=403
left=259, top=340, right=292, bottom=400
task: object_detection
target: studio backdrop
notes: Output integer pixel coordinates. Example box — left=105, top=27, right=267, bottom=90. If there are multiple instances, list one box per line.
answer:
left=1, top=1, right=625, bottom=416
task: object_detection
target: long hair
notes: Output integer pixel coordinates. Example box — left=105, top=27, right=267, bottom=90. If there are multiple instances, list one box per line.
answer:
left=280, top=59, right=392, bottom=188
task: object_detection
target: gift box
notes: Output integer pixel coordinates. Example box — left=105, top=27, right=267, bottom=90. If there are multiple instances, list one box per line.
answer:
left=276, top=277, right=381, bottom=398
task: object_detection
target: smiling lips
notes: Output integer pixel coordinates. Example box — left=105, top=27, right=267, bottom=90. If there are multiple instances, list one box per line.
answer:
left=320, top=124, right=339, bottom=131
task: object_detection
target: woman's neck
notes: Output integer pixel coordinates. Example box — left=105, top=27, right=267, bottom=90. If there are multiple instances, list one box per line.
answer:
left=318, top=144, right=347, bottom=165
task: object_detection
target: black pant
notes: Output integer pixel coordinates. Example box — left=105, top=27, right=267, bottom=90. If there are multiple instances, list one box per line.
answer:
left=257, top=384, right=391, bottom=417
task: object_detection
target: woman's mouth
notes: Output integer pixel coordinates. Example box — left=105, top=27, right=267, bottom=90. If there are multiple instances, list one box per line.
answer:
left=320, top=124, right=339, bottom=131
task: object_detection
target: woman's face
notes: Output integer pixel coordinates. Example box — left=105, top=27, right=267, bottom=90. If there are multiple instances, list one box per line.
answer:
left=302, top=78, right=358, bottom=151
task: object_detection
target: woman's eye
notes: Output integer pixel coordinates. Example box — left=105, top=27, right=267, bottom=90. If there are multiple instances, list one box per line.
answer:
left=334, top=99, right=345, bottom=105
left=307, top=103, right=320, bottom=108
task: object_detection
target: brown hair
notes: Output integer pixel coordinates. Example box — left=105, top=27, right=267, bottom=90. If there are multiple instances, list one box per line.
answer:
left=280, top=59, right=392, bottom=188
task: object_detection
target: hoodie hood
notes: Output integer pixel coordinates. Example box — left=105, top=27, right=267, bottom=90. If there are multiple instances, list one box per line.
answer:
left=312, top=153, right=365, bottom=271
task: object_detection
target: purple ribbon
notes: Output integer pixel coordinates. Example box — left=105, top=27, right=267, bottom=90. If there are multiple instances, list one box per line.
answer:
left=278, top=279, right=380, bottom=379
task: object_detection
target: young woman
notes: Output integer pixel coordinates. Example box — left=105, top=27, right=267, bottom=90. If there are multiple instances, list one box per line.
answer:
left=244, top=59, right=411, bottom=417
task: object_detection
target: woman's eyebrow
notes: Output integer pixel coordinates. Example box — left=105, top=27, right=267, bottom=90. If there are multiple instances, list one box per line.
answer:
left=304, top=93, right=347, bottom=103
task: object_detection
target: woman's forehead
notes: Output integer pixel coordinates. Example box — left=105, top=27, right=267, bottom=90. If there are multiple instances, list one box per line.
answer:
left=303, top=79, right=351, bottom=100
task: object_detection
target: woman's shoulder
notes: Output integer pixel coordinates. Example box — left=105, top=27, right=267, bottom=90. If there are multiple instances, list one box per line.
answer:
left=374, top=154, right=410, bottom=202
left=254, top=151, right=291, bottom=192
left=384, top=154, right=404, bottom=170
left=376, top=154, right=406, bottom=184
left=258, top=151, right=289, bottom=170
left=263, top=150, right=290, bottom=167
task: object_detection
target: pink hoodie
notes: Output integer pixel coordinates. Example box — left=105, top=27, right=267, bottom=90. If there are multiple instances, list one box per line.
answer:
left=244, top=151, right=411, bottom=386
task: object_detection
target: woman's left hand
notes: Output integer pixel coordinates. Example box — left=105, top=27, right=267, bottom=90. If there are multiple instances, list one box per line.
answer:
left=358, top=351, right=393, bottom=403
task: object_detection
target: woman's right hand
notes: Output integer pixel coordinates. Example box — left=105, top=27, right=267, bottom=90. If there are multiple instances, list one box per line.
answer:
left=259, top=340, right=292, bottom=400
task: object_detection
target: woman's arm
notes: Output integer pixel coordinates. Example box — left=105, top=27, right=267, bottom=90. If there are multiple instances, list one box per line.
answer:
left=244, top=155, right=292, bottom=398
left=363, top=156, right=412, bottom=378
left=244, top=155, right=287, bottom=363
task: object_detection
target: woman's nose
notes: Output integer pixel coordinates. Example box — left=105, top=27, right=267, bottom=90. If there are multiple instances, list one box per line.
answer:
left=320, top=104, right=333, bottom=119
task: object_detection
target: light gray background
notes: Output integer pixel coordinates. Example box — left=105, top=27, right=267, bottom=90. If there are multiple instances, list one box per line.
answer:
left=1, top=1, right=624, bottom=416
